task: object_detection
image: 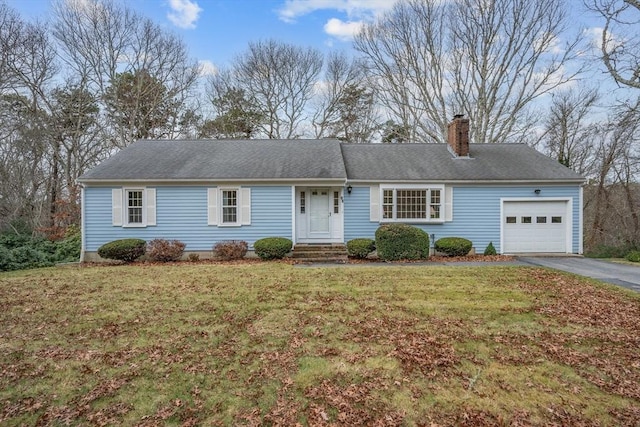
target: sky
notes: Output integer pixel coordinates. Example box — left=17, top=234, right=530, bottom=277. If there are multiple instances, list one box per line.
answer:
left=6, top=0, right=399, bottom=75
left=4, top=0, right=634, bottom=103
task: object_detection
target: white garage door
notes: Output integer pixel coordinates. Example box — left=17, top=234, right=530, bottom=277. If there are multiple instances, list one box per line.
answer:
left=503, top=201, right=569, bottom=253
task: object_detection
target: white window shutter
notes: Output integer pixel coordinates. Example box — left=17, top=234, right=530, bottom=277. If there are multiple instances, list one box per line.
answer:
left=207, top=188, right=218, bottom=225
left=112, top=188, right=123, bottom=226
left=370, top=185, right=380, bottom=222
left=240, top=187, right=251, bottom=225
left=445, top=186, right=453, bottom=221
left=146, top=188, right=156, bottom=226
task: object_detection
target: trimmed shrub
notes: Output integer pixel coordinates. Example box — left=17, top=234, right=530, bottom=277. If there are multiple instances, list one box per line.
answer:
left=146, top=239, right=186, bottom=262
left=347, top=238, right=376, bottom=259
left=375, top=224, right=429, bottom=261
left=625, top=250, right=640, bottom=263
left=188, top=253, right=200, bottom=262
left=98, top=238, right=146, bottom=262
left=483, top=241, right=497, bottom=256
left=435, top=237, right=473, bottom=257
left=214, top=240, right=248, bottom=260
left=254, top=237, right=292, bottom=260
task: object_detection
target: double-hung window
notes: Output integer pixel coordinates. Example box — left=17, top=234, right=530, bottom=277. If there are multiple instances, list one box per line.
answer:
left=208, top=187, right=251, bottom=227
left=126, top=189, right=144, bottom=225
left=221, top=189, right=238, bottom=224
left=381, top=186, right=444, bottom=222
left=112, top=187, right=155, bottom=227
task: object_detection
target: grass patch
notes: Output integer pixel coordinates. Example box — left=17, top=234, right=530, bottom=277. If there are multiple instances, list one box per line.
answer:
left=1, top=263, right=639, bottom=425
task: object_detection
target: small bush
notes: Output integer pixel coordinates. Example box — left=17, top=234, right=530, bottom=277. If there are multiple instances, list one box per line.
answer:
left=375, top=224, right=429, bottom=261
left=347, top=238, right=375, bottom=259
left=54, top=227, right=81, bottom=262
left=188, top=253, right=200, bottom=262
left=585, top=244, right=632, bottom=259
left=483, top=242, right=497, bottom=256
left=435, top=237, right=473, bottom=257
left=214, top=240, right=248, bottom=260
left=625, top=250, right=640, bottom=263
left=97, top=238, right=146, bottom=262
left=254, top=237, right=292, bottom=260
left=146, top=239, right=186, bottom=262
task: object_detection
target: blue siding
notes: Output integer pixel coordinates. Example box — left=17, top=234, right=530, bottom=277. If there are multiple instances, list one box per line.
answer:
left=344, top=185, right=582, bottom=254
left=84, top=186, right=292, bottom=251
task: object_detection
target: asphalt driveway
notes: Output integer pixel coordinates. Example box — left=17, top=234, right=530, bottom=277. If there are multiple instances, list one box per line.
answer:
left=518, top=257, right=640, bottom=292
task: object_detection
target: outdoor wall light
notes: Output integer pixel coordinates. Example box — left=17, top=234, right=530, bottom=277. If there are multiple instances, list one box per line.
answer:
left=534, top=189, right=541, bottom=195
left=347, top=185, right=353, bottom=194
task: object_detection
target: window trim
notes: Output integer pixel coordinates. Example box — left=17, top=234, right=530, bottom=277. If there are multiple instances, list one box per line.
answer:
left=123, top=187, right=147, bottom=227
left=218, top=187, right=240, bottom=227
left=379, top=184, right=445, bottom=223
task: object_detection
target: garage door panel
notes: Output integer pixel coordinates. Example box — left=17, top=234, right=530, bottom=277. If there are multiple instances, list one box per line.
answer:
left=503, top=201, right=568, bottom=253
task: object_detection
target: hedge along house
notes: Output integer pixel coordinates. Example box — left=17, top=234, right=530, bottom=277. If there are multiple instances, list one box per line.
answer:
left=78, top=116, right=585, bottom=261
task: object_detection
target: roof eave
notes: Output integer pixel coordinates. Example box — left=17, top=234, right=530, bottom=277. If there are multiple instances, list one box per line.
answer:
left=344, top=179, right=586, bottom=185
left=77, top=177, right=348, bottom=185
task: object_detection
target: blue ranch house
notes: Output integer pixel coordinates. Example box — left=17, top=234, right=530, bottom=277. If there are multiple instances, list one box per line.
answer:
left=78, top=116, right=585, bottom=261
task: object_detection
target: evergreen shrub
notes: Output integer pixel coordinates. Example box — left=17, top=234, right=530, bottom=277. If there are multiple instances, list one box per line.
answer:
left=97, top=238, right=146, bottom=262
left=254, top=237, right=292, bottom=260
left=435, top=237, right=473, bottom=257
left=375, top=224, right=429, bottom=261
left=483, top=241, right=497, bottom=256
left=346, top=238, right=376, bottom=259
left=625, top=250, right=640, bottom=263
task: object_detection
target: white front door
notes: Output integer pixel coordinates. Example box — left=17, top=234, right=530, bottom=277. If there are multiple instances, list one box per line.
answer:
left=295, top=187, right=343, bottom=243
left=309, top=189, right=331, bottom=237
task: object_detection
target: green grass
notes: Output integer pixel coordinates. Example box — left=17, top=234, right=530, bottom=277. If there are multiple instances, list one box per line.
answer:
left=1, top=262, right=639, bottom=425
left=605, top=258, right=640, bottom=266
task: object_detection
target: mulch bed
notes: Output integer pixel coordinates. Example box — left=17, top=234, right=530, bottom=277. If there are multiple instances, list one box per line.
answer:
left=345, top=254, right=515, bottom=264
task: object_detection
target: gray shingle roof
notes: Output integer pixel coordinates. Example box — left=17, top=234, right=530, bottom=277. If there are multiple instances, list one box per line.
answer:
left=79, top=139, right=347, bottom=181
left=341, top=143, right=584, bottom=182
left=79, top=139, right=584, bottom=183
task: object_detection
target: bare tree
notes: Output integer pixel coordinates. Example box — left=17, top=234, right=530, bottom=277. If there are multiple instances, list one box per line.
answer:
left=0, top=2, right=23, bottom=93
left=232, top=39, right=323, bottom=139
left=539, top=87, right=600, bottom=174
left=52, top=0, right=201, bottom=147
left=312, top=52, right=369, bottom=139
left=0, top=2, right=61, bottom=231
left=582, top=102, right=640, bottom=250
left=587, top=0, right=640, bottom=89
left=354, top=0, right=585, bottom=144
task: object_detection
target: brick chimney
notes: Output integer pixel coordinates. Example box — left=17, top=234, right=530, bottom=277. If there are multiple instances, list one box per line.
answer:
left=447, top=114, right=470, bottom=157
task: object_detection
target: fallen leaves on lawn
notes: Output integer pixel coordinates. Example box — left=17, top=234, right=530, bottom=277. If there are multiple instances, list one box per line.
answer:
left=305, top=376, right=405, bottom=426
left=519, top=269, right=640, bottom=402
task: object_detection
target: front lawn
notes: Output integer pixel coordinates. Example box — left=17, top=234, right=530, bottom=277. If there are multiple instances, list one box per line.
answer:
left=1, top=263, right=639, bottom=425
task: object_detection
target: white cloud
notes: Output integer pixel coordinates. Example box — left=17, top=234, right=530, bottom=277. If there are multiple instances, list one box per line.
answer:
left=198, top=60, right=218, bottom=76
left=584, top=26, right=624, bottom=54
left=323, top=18, right=363, bottom=40
left=166, top=0, right=202, bottom=29
left=278, top=0, right=397, bottom=23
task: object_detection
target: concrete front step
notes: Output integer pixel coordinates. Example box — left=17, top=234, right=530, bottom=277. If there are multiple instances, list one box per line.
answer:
left=293, top=244, right=347, bottom=251
left=294, top=257, right=348, bottom=264
left=292, top=244, right=348, bottom=263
